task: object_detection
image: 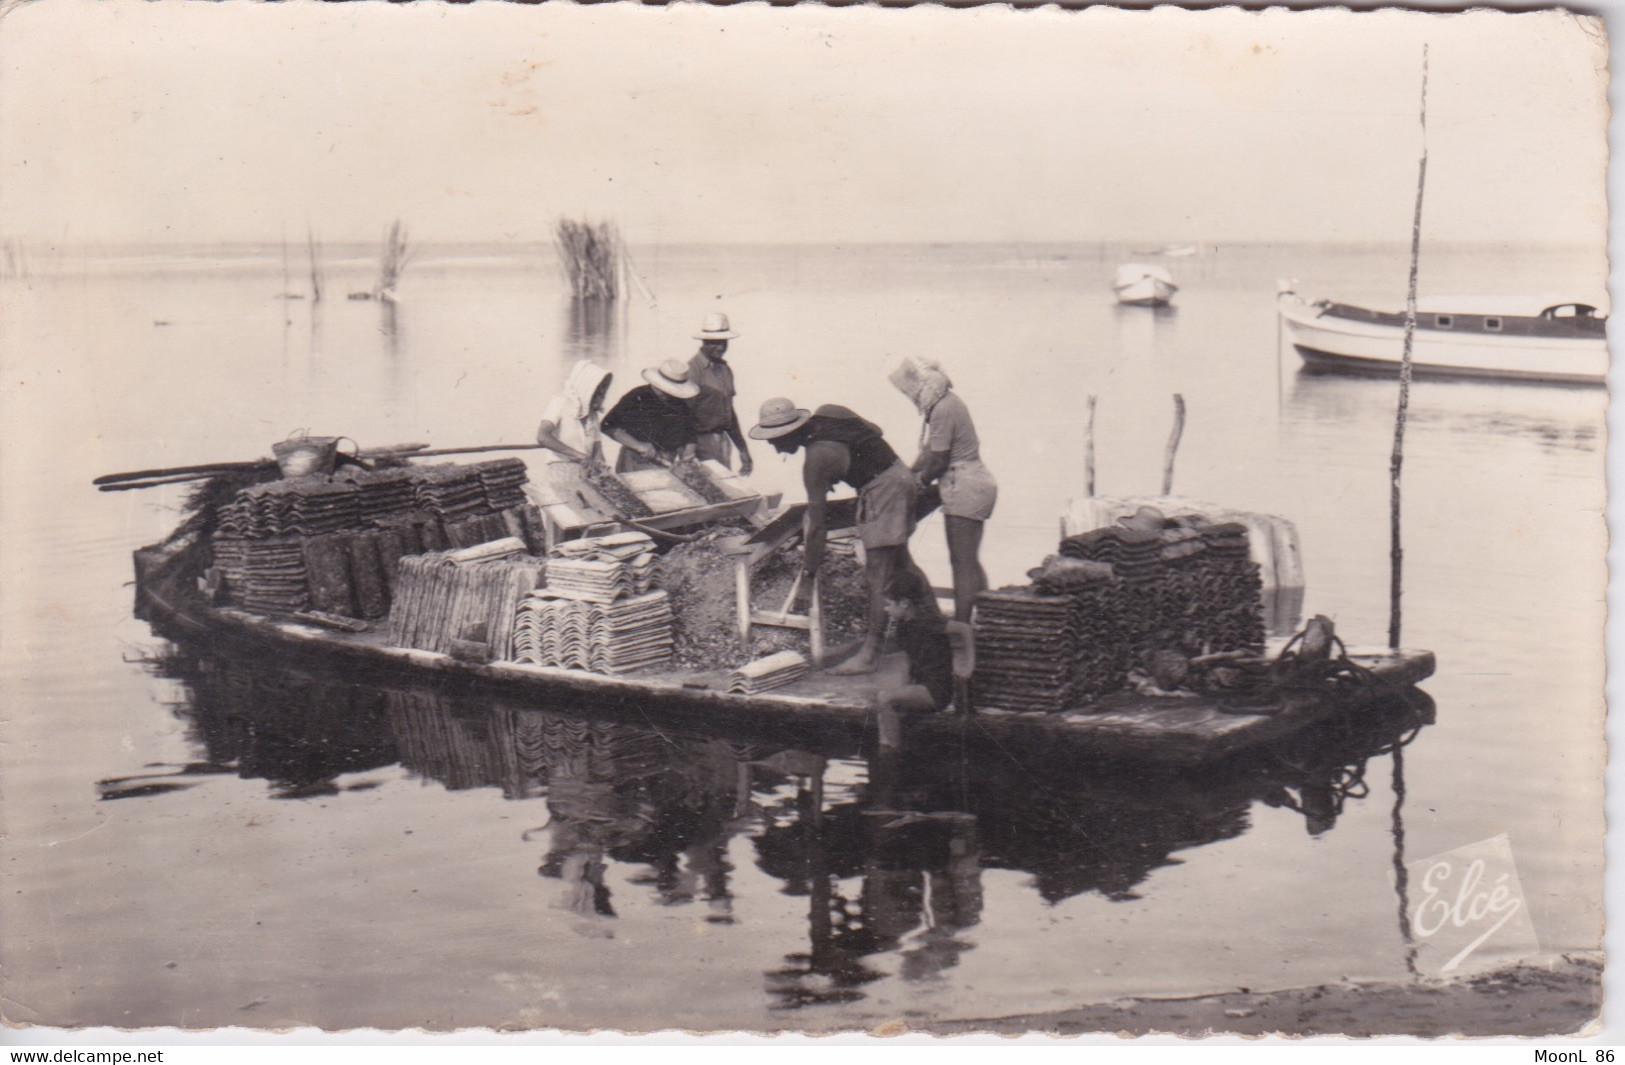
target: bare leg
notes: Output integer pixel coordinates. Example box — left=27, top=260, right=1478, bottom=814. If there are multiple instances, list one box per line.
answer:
left=830, top=543, right=908, bottom=674
left=945, top=515, right=987, bottom=623
left=875, top=684, right=936, bottom=753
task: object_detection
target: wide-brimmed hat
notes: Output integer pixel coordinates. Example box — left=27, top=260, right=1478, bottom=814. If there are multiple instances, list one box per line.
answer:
left=642, top=359, right=701, bottom=399
left=694, top=312, right=739, bottom=341
left=749, top=397, right=812, bottom=440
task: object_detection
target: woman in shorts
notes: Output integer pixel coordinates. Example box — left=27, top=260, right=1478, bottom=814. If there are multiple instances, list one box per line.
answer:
left=889, top=357, right=997, bottom=623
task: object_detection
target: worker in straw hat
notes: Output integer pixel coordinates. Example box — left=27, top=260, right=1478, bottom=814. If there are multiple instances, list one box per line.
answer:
left=750, top=397, right=938, bottom=676
left=686, top=312, right=754, bottom=476
left=600, top=359, right=701, bottom=472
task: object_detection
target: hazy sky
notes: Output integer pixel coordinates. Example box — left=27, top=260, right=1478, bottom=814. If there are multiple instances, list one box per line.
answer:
left=0, top=2, right=1608, bottom=247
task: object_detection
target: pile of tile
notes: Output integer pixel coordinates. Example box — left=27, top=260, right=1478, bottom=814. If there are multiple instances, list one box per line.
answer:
left=972, top=515, right=1265, bottom=713
left=727, top=651, right=808, bottom=695
left=386, top=548, right=548, bottom=658
left=1057, top=525, right=1163, bottom=580
left=227, top=537, right=310, bottom=615
left=505, top=532, right=672, bottom=675
left=1056, top=516, right=1264, bottom=654
left=546, top=532, right=660, bottom=602
left=444, top=511, right=516, bottom=550
left=332, top=466, right=418, bottom=523
left=475, top=459, right=530, bottom=513
left=973, top=584, right=1121, bottom=713
left=412, top=464, right=494, bottom=525
left=214, top=480, right=360, bottom=539
left=208, top=460, right=538, bottom=620
left=512, top=590, right=674, bottom=674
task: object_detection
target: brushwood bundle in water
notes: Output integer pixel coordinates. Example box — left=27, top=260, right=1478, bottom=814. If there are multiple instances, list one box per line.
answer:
left=555, top=218, right=622, bottom=300
left=376, top=219, right=416, bottom=299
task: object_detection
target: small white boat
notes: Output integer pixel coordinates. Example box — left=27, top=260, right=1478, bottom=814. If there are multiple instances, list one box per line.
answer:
left=1278, top=288, right=1608, bottom=387
left=1113, top=263, right=1178, bottom=307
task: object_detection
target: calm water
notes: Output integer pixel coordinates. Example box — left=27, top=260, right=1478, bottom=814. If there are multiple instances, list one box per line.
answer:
left=0, top=241, right=1606, bottom=1032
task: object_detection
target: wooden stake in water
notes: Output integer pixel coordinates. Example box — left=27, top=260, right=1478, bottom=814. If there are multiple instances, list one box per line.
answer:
left=1084, top=394, right=1098, bottom=497
left=1161, top=393, right=1186, bottom=497
left=1390, top=47, right=1429, bottom=651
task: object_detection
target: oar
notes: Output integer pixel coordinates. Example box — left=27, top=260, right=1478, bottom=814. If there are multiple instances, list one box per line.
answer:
left=99, top=474, right=226, bottom=492
left=396, top=443, right=548, bottom=460
left=94, top=459, right=273, bottom=486
left=93, top=442, right=434, bottom=486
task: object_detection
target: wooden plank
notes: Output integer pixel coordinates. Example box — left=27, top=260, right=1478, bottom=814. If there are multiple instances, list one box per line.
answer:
left=735, top=558, right=752, bottom=648
left=809, top=572, right=824, bottom=665
left=633, top=497, right=765, bottom=531
left=745, top=498, right=860, bottom=545
left=751, top=610, right=811, bottom=631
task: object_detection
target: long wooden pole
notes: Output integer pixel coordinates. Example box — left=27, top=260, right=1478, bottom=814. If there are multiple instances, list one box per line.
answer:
left=91, top=441, right=551, bottom=487
left=1083, top=394, right=1098, bottom=497
left=1161, top=393, right=1186, bottom=497
left=1390, top=46, right=1429, bottom=651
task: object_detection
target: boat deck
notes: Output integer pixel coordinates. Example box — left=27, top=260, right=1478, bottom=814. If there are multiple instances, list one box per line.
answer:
left=139, top=543, right=1435, bottom=766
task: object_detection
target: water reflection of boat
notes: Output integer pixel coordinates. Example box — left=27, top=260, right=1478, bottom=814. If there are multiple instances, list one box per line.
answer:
left=1278, top=289, right=1608, bottom=386
left=1285, top=370, right=1603, bottom=454
left=134, top=541, right=1433, bottom=767
left=132, top=640, right=1434, bottom=1011
left=1112, top=263, right=1178, bottom=307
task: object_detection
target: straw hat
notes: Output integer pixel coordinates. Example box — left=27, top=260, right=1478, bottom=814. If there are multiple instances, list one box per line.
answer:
left=694, top=312, right=739, bottom=341
left=749, top=397, right=812, bottom=440
left=642, top=359, right=701, bottom=399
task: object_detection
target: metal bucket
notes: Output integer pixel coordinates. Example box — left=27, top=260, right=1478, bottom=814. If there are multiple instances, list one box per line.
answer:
left=272, top=435, right=347, bottom=478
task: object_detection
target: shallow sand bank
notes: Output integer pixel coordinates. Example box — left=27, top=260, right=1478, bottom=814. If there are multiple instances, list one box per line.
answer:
left=919, top=954, right=1602, bottom=1039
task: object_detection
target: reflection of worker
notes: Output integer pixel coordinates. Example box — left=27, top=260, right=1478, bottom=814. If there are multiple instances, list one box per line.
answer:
left=686, top=313, right=754, bottom=476
left=889, top=357, right=996, bottom=623
left=535, top=360, right=613, bottom=466
left=601, top=360, right=700, bottom=472
left=749, top=398, right=936, bottom=675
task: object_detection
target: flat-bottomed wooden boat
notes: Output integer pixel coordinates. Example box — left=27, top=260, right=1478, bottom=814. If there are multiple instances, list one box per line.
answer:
left=135, top=540, right=1436, bottom=766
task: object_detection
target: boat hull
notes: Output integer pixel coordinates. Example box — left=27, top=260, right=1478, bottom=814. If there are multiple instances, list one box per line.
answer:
left=1113, top=264, right=1178, bottom=307
left=134, top=543, right=1436, bottom=766
left=1280, top=295, right=1608, bottom=386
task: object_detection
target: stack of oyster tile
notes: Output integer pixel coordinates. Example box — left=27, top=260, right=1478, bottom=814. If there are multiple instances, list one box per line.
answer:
left=509, top=532, right=672, bottom=674
left=972, top=511, right=1265, bottom=712
left=727, top=651, right=808, bottom=695
left=511, top=592, right=674, bottom=675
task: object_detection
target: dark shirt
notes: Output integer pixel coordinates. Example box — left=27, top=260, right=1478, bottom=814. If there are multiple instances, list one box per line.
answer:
left=897, top=614, right=954, bottom=710
left=799, top=405, right=900, bottom=490
left=601, top=385, right=698, bottom=454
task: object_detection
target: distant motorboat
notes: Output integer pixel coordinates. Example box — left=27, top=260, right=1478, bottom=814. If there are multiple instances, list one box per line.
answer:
left=1128, top=243, right=1202, bottom=258
left=1277, top=287, right=1608, bottom=387
left=1113, top=263, right=1178, bottom=307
